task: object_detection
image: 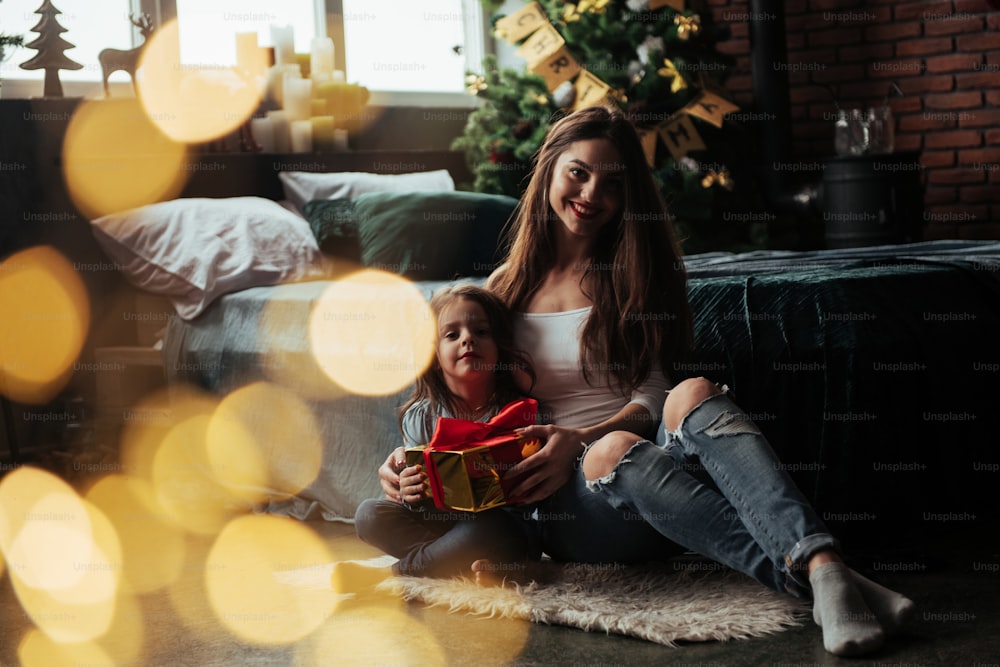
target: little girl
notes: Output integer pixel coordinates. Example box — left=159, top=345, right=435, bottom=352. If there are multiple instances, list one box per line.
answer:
left=333, top=284, right=539, bottom=591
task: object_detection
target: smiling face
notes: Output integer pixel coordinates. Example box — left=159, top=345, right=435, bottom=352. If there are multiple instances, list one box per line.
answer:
left=436, top=297, right=499, bottom=395
left=548, top=137, right=626, bottom=241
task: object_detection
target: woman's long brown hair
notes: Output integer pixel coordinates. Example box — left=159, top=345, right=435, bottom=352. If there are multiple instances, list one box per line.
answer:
left=490, top=105, right=692, bottom=392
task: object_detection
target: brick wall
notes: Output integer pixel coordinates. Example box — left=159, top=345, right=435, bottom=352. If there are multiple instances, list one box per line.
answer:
left=710, top=0, right=1000, bottom=239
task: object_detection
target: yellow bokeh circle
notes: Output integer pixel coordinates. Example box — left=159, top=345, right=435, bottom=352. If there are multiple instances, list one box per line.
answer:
left=62, top=98, right=188, bottom=220
left=308, top=270, right=436, bottom=396
left=0, top=246, right=90, bottom=405
left=137, top=20, right=266, bottom=143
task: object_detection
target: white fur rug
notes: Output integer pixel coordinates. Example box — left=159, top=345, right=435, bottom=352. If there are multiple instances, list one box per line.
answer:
left=377, top=560, right=809, bottom=647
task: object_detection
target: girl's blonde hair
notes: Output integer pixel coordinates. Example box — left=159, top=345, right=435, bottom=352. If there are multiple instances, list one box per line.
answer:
left=490, top=105, right=693, bottom=392
left=399, top=284, right=535, bottom=432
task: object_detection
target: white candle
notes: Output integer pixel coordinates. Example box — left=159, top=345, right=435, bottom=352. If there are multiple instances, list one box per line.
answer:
left=283, top=75, right=312, bottom=121
left=250, top=117, right=275, bottom=152
left=268, top=110, right=291, bottom=153
left=333, top=128, right=349, bottom=151
left=270, top=24, right=295, bottom=67
left=311, top=37, right=335, bottom=76
left=235, top=32, right=263, bottom=75
left=290, top=120, right=313, bottom=153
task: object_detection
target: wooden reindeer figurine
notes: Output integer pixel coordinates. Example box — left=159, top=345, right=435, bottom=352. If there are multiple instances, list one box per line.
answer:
left=98, top=13, right=154, bottom=97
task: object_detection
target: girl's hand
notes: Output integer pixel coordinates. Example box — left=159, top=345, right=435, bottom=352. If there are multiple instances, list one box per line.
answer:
left=398, top=464, right=429, bottom=505
left=504, top=424, right=588, bottom=505
left=378, top=447, right=407, bottom=503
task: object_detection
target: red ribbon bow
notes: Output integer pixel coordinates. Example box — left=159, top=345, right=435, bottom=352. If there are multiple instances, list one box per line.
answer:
left=427, top=397, right=537, bottom=451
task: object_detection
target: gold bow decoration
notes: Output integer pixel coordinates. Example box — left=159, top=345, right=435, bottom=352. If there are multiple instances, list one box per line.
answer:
left=465, top=74, right=488, bottom=94
left=674, top=14, right=701, bottom=41
left=562, top=3, right=582, bottom=23
left=657, top=58, right=688, bottom=93
left=701, top=168, right=734, bottom=190
left=580, top=0, right=611, bottom=13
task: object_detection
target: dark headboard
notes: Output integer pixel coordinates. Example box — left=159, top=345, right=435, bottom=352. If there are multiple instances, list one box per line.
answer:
left=179, top=150, right=474, bottom=201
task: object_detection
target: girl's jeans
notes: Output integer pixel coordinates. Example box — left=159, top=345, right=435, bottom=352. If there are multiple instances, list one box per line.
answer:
left=355, top=499, right=538, bottom=578
left=535, top=391, right=837, bottom=596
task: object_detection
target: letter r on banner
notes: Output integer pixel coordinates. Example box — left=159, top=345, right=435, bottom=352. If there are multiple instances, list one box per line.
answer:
left=532, top=46, right=581, bottom=92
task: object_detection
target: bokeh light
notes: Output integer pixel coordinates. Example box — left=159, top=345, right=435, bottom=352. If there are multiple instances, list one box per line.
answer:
left=304, top=606, right=447, bottom=666
left=137, top=19, right=266, bottom=143
left=17, top=629, right=114, bottom=667
left=258, top=291, right=350, bottom=401
left=152, top=414, right=248, bottom=535
left=84, top=475, right=186, bottom=594
left=0, top=467, right=121, bottom=644
left=206, top=382, right=323, bottom=503
left=118, top=385, right=218, bottom=484
left=204, top=514, right=334, bottom=644
left=308, top=269, right=436, bottom=396
left=62, top=98, right=189, bottom=220
left=0, top=246, right=90, bottom=405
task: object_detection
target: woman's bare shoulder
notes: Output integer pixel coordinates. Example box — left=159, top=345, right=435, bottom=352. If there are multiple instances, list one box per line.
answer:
left=485, top=263, right=508, bottom=292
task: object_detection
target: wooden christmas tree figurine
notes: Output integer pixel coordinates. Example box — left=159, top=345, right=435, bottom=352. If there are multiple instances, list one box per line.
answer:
left=19, top=0, right=83, bottom=97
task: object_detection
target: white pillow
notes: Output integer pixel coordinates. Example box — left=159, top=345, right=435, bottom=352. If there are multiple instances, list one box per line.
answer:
left=90, top=197, right=326, bottom=320
left=278, top=169, right=455, bottom=211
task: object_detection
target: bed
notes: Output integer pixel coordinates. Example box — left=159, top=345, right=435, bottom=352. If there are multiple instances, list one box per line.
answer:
left=87, top=155, right=1000, bottom=547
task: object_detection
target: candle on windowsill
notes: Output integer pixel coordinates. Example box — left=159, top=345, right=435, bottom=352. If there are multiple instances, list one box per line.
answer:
left=283, top=76, right=312, bottom=121
left=311, top=116, right=335, bottom=152
left=250, top=117, right=275, bottom=152
left=311, top=37, right=335, bottom=77
left=268, top=110, right=291, bottom=153
left=270, top=24, right=295, bottom=67
left=235, top=32, right=267, bottom=78
left=333, top=128, right=349, bottom=151
left=290, top=120, right=313, bottom=153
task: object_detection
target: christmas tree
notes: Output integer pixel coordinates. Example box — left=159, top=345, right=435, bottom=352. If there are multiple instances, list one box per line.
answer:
left=453, top=0, right=767, bottom=253
left=20, top=0, right=83, bottom=98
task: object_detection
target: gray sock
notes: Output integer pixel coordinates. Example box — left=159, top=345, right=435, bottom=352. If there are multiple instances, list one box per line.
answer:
left=809, top=561, right=885, bottom=656
left=851, top=570, right=916, bottom=633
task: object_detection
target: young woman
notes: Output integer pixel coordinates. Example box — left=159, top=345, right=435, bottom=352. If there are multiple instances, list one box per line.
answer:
left=487, top=105, right=914, bottom=657
left=341, top=285, right=538, bottom=590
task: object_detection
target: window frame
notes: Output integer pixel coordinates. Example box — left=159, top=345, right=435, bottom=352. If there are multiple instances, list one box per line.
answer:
left=1, top=0, right=491, bottom=107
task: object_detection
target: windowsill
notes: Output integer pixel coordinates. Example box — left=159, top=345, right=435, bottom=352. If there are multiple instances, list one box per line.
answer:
left=1, top=78, right=482, bottom=109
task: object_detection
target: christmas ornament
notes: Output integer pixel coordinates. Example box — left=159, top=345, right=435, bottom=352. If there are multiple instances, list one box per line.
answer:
left=465, top=74, right=488, bottom=94
left=701, top=168, right=734, bottom=191
left=657, top=58, right=688, bottom=93
left=552, top=79, right=576, bottom=108
left=674, top=14, right=701, bottom=41
left=20, top=0, right=83, bottom=97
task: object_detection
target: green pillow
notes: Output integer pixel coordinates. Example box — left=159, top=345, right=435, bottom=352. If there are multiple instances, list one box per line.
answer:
left=307, top=190, right=518, bottom=280
left=303, top=198, right=362, bottom=264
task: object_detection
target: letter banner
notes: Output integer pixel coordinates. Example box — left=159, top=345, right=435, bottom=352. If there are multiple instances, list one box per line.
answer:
left=516, top=23, right=565, bottom=66
left=657, top=115, right=706, bottom=159
left=531, top=45, right=582, bottom=92
left=572, top=69, right=613, bottom=110
left=637, top=127, right=658, bottom=167
left=682, top=90, right=740, bottom=128
left=495, top=2, right=548, bottom=44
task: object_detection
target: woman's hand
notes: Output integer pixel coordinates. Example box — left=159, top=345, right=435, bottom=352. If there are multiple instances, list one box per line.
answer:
left=504, top=424, right=588, bottom=505
left=378, top=447, right=427, bottom=504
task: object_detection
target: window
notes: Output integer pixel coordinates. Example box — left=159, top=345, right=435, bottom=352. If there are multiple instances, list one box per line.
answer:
left=1, top=0, right=489, bottom=105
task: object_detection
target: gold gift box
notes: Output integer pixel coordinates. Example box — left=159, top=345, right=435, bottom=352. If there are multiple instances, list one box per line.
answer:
left=405, top=435, right=541, bottom=512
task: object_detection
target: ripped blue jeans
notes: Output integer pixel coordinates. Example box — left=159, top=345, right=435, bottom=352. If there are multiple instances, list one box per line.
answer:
left=534, top=391, right=837, bottom=596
